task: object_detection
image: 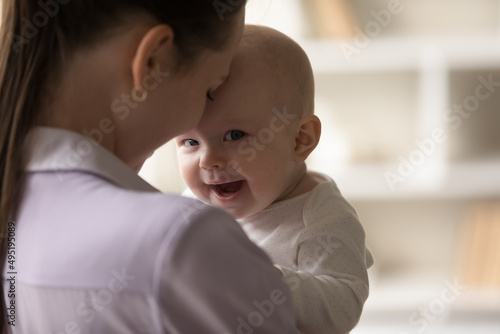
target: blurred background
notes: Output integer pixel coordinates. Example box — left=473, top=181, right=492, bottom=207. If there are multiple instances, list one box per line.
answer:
left=140, top=1, right=500, bottom=332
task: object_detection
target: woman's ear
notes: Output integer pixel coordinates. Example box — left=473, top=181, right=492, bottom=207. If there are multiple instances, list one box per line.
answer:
left=294, top=115, right=321, bottom=162
left=131, top=24, right=175, bottom=92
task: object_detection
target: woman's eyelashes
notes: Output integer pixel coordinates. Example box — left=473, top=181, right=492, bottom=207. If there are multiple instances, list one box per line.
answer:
left=206, top=90, right=214, bottom=101
left=182, top=139, right=199, bottom=147
left=223, top=130, right=246, bottom=141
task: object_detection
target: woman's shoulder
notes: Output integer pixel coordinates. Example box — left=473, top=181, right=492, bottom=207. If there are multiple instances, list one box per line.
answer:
left=14, top=175, right=240, bottom=290
left=112, top=189, right=236, bottom=236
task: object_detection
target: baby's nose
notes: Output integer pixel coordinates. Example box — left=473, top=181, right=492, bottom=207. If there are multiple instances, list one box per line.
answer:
left=199, top=147, right=226, bottom=170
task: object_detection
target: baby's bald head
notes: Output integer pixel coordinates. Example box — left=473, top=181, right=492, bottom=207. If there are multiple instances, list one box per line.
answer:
left=175, top=26, right=321, bottom=217
left=235, top=25, right=315, bottom=117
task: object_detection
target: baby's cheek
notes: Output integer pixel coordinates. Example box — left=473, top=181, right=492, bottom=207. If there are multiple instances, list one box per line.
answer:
left=178, top=162, right=189, bottom=180
left=188, top=174, right=202, bottom=190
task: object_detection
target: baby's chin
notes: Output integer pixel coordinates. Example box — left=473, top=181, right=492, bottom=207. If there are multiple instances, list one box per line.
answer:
left=205, top=200, right=249, bottom=220
left=228, top=208, right=248, bottom=220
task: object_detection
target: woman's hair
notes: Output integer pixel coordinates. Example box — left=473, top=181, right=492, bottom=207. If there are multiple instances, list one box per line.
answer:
left=0, top=0, right=245, bottom=327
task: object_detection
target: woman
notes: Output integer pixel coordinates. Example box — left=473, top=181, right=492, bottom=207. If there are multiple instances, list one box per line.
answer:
left=0, top=1, right=299, bottom=332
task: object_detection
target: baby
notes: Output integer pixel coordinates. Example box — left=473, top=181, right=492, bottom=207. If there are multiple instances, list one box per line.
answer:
left=175, top=25, right=373, bottom=334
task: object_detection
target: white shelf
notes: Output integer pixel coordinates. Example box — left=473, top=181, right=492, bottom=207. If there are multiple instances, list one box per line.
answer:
left=354, top=271, right=500, bottom=334
left=312, top=158, right=500, bottom=200
left=302, top=37, right=500, bottom=73
left=305, top=35, right=500, bottom=202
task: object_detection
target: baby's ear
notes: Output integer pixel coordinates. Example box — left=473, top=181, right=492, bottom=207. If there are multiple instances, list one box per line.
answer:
left=294, top=115, right=321, bottom=162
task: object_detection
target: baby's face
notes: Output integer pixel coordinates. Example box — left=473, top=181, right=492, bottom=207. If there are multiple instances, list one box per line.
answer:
left=175, top=55, right=301, bottom=219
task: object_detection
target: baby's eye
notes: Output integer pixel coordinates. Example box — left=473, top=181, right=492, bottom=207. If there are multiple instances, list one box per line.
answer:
left=183, top=139, right=199, bottom=147
left=223, top=130, right=246, bottom=141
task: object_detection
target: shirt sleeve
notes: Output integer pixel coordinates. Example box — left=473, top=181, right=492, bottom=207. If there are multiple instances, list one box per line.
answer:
left=156, top=205, right=302, bottom=334
left=278, top=183, right=372, bottom=334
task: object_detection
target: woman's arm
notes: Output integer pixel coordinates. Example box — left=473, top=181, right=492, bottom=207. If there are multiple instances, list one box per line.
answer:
left=157, top=206, right=301, bottom=333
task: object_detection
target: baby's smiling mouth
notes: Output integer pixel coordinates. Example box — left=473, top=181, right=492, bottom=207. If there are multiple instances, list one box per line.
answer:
left=210, top=180, right=244, bottom=198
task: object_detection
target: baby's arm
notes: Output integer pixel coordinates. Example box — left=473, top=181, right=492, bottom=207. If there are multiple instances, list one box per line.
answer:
left=280, top=188, right=372, bottom=334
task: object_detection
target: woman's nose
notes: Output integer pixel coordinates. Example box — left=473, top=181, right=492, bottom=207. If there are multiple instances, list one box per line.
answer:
left=199, top=146, right=226, bottom=170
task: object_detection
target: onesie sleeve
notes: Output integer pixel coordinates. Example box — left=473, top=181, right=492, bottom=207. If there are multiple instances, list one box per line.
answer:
left=277, top=182, right=373, bottom=334
left=155, top=204, right=301, bottom=333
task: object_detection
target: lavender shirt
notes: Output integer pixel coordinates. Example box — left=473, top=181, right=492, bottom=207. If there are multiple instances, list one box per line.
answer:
left=2, top=127, right=299, bottom=333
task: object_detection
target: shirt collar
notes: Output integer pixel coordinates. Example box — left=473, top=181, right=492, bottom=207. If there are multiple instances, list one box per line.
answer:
left=25, top=126, right=157, bottom=192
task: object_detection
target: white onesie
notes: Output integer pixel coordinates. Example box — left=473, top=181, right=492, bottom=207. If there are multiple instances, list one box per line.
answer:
left=239, top=172, right=374, bottom=334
